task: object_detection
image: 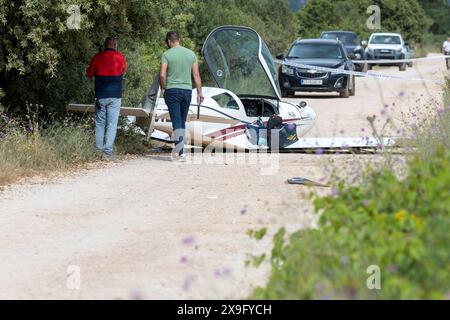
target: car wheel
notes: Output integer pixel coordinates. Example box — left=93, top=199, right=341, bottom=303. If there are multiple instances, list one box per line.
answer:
left=399, top=63, right=407, bottom=71
left=339, top=81, right=350, bottom=98
left=408, top=62, right=413, bottom=68
left=349, top=76, right=356, bottom=96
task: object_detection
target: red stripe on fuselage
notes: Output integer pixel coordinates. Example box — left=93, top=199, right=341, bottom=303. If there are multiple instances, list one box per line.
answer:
left=206, top=118, right=306, bottom=140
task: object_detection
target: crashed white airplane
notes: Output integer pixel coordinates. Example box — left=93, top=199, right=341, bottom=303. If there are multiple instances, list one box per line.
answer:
left=68, top=26, right=394, bottom=151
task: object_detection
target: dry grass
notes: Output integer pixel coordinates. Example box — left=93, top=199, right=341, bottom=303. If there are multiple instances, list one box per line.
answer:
left=0, top=123, right=100, bottom=185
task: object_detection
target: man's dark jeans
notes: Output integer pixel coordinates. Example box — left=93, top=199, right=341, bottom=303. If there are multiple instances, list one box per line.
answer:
left=164, top=88, right=192, bottom=156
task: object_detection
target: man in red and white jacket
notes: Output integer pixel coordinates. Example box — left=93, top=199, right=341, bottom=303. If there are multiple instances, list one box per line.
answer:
left=87, top=37, right=127, bottom=158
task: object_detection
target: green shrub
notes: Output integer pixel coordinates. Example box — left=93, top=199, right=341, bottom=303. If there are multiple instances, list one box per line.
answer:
left=252, top=145, right=449, bottom=299
left=115, top=120, right=152, bottom=155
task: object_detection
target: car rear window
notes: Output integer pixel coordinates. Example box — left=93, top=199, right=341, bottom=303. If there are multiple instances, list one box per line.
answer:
left=321, top=33, right=359, bottom=46
left=287, top=43, right=345, bottom=59
left=370, top=35, right=401, bottom=44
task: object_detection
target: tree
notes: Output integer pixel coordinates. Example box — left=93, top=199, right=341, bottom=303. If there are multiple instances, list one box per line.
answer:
left=0, top=0, right=295, bottom=115
left=295, top=0, right=431, bottom=45
left=419, top=0, right=450, bottom=35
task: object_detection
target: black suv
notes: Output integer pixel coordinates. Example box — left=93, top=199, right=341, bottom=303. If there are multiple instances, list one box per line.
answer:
left=277, top=39, right=356, bottom=98
left=320, top=31, right=365, bottom=71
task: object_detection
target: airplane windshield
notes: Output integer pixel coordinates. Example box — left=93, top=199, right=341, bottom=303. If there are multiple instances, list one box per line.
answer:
left=203, top=27, right=281, bottom=99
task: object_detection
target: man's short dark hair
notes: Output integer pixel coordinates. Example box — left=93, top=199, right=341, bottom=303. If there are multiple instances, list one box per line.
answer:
left=166, top=31, right=180, bottom=43
left=104, top=37, right=117, bottom=49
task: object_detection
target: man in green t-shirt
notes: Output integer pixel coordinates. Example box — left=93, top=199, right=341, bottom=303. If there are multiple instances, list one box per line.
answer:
left=160, top=31, right=204, bottom=160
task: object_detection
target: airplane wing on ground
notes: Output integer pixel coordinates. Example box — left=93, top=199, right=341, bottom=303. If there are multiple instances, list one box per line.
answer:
left=283, top=137, right=396, bottom=150
left=150, top=130, right=172, bottom=142
left=66, top=104, right=150, bottom=117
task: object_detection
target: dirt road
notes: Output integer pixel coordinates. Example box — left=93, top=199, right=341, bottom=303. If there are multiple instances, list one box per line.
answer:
left=0, top=57, right=447, bottom=299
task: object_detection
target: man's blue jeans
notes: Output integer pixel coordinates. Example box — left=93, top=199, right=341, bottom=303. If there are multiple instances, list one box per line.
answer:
left=164, top=88, right=192, bottom=156
left=95, top=97, right=121, bottom=155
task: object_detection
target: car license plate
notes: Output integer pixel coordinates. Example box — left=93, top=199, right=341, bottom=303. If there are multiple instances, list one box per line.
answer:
left=301, top=79, right=323, bottom=85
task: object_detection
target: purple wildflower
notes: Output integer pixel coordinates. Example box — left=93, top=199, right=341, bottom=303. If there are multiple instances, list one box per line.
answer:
left=362, top=199, right=369, bottom=207
left=331, top=188, right=339, bottom=198
left=0, top=132, right=5, bottom=140
left=130, top=290, right=144, bottom=300
left=240, top=207, right=247, bottom=215
left=315, top=148, right=325, bottom=155
left=182, top=275, right=196, bottom=291
left=182, top=236, right=196, bottom=246
left=213, top=268, right=232, bottom=278
left=398, top=91, right=405, bottom=97
left=431, top=127, right=439, bottom=135
left=1, top=114, right=10, bottom=124
left=180, top=256, right=188, bottom=263
left=387, top=264, right=398, bottom=273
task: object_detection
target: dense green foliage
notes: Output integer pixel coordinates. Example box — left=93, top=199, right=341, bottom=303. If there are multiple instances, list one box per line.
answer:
left=0, top=0, right=294, bottom=115
left=295, top=0, right=431, bottom=44
left=251, top=86, right=450, bottom=299
left=419, top=0, right=450, bottom=36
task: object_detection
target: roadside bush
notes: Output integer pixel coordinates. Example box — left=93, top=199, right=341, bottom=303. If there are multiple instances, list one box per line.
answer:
left=251, top=83, right=450, bottom=299
left=115, top=118, right=152, bottom=155
left=0, top=112, right=150, bottom=185
left=0, top=119, right=99, bottom=185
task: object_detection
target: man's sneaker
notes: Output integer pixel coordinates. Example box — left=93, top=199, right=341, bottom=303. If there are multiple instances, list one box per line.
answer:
left=102, top=153, right=119, bottom=161
left=171, top=153, right=186, bottom=162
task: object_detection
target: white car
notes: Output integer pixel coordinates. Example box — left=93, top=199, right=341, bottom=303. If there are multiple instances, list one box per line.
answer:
left=363, top=33, right=411, bottom=71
